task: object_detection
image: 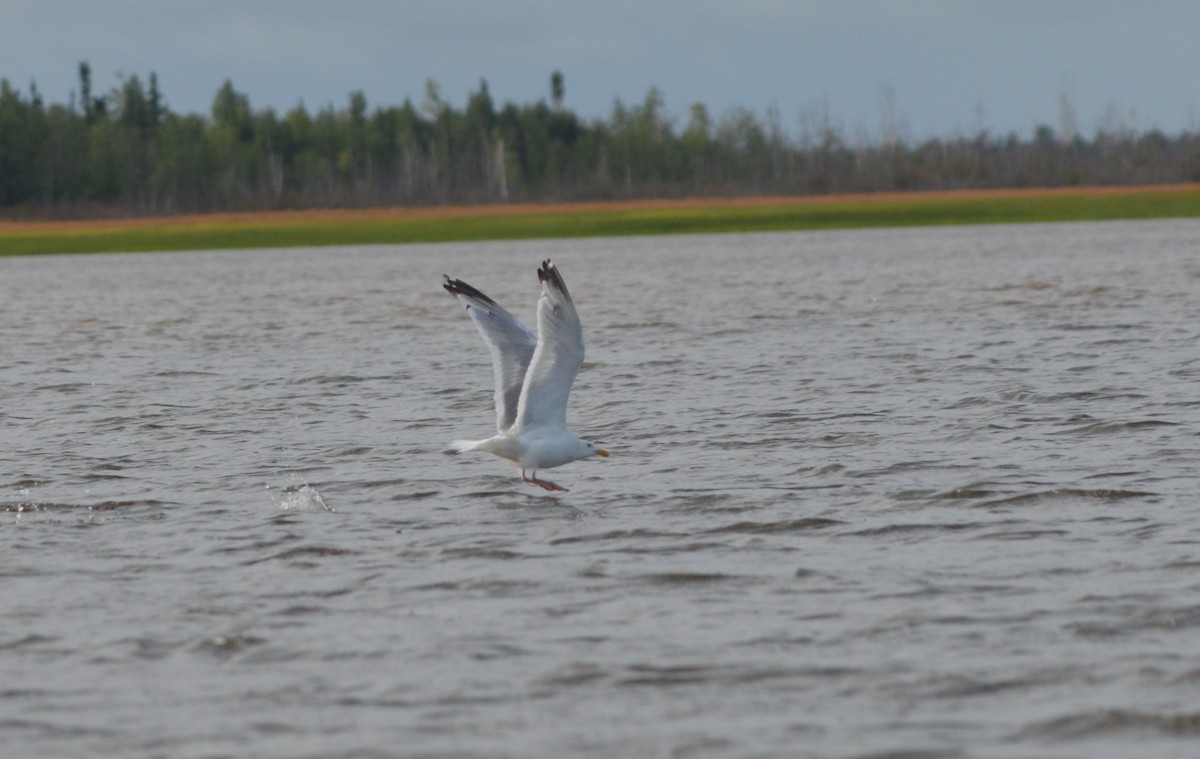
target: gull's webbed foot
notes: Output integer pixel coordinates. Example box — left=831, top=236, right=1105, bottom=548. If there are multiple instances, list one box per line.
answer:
left=522, top=473, right=569, bottom=492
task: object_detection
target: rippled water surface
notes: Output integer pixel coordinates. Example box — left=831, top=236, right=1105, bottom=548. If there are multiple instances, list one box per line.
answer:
left=3, top=220, right=1200, bottom=758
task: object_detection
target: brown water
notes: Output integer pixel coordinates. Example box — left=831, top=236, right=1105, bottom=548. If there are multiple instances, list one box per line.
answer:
left=3, top=220, right=1200, bottom=758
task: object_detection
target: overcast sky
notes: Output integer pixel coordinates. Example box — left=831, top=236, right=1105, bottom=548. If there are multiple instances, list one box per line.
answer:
left=3, top=1, right=1197, bottom=141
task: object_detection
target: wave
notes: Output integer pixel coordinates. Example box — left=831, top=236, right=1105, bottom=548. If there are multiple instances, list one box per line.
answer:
left=1, top=499, right=167, bottom=513
left=1015, top=709, right=1200, bottom=740
left=977, top=488, right=1157, bottom=507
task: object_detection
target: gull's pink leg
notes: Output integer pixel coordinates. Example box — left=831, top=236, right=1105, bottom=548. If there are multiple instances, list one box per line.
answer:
left=522, top=470, right=569, bottom=492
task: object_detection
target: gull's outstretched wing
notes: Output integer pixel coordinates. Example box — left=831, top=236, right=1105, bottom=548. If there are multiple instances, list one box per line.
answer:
left=443, top=275, right=537, bottom=432
left=516, top=260, right=584, bottom=433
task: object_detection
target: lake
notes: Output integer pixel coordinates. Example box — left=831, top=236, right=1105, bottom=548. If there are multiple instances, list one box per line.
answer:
left=3, top=219, right=1200, bottom=758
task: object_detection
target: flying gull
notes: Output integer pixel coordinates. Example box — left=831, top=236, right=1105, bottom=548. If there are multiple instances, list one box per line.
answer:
left=443, top=259, right=609, bottom=491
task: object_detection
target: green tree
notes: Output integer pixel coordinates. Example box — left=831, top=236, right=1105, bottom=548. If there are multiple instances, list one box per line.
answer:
left=209, top=80, right=255, bottom=203
left=550, top=71, right=565, bottom=110
left=682, top=103, right=714, bottom=190
left=0, top=80, right=33, bottom=204
left=116, top=74, right=159, bottom=209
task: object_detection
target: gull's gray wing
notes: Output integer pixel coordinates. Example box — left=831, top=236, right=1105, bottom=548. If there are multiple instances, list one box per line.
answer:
left=443, top=275, right=537, bottom=432
left=515, top=259, right=584, bottom=433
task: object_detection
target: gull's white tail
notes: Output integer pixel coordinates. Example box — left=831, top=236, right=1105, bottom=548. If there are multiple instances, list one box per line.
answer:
left=447, top=435, right=521, bottom=461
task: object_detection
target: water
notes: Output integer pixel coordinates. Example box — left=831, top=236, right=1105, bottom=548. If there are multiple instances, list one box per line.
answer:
left=2, top=219, right=1199, bottom=758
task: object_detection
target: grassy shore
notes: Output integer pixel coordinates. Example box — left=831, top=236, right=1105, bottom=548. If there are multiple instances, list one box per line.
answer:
left=2, top=184, right=1199, bottom=256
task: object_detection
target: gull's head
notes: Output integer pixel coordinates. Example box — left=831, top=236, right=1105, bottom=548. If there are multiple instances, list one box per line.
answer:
left=583, top=440, right=610, bottom=460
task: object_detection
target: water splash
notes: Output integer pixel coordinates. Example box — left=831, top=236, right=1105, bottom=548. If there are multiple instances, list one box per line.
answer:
left=272, top=483, right=333, bottom=512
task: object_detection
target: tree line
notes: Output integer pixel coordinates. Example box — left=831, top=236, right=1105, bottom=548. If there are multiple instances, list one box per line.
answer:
left=1, top=64, right=1198, bottom=217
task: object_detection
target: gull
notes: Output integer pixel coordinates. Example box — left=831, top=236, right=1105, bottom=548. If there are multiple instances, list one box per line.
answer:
left=443, top=259, right=609, bottom=492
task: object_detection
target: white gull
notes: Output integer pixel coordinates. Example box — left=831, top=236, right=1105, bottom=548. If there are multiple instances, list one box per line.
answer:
left=443, top=259, right=609, bottom=492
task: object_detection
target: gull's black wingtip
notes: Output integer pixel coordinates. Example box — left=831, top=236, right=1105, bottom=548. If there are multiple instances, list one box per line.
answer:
left=537, top=259, right=570, bottom=297
left=443, top=275, right=497, bottom=304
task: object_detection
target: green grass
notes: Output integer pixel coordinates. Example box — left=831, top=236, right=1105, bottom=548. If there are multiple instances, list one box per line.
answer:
left=3, top=186, right=1199, bottom=255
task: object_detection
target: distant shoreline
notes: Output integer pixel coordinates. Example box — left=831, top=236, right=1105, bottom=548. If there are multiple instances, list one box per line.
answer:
left=3, top=183, right=1199, bottom=255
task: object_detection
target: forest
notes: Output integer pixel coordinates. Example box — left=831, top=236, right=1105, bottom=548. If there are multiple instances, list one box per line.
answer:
left=1, top=64, right=1198, bottom=217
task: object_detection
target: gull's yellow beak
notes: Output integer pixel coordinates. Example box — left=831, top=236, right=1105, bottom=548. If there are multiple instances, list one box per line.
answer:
left=596, top=448, right=610, bottom=458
